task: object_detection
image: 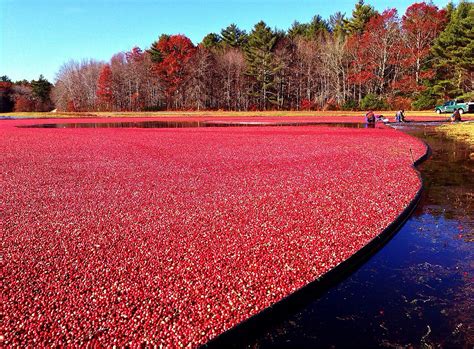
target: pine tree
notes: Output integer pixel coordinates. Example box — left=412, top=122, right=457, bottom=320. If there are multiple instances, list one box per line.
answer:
left=345, top=0, right=378, bottom=34
left=329, top=12, right=348, bottom=38
left=287, top=16, right=329, bottom=39
left=221, top=24, right=248, bottom=48
left=147, top=34, right=170, bottom=63
left=201, top=33, right=221, bottom=49
left=431, top=1, right=473, bottom=98
left=306, top=15, right=330, bottom=38
left=288, top=21, right=310, bottom=39
left=31, top=75, right=52, bottom=103
left=245, top=21, right=280, bottom=110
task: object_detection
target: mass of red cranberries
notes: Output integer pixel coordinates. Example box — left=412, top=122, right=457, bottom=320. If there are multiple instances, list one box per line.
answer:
left=1, top=118, right=426, bottom=347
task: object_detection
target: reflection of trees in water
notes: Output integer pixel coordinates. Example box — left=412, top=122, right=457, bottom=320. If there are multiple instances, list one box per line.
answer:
left=410, top=130, right=473, bottom=243
left=400, top=128, right=474, bottom=345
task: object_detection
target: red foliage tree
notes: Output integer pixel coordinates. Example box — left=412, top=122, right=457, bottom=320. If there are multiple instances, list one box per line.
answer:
left=300, top=98, right=313, bottom=110
left=400, top=2, right=447, bottom=90
left=96, top=64, right=113, bottom=111
left=347, top=9, right=401, bottom=96
left=14, top=96, right=34, bottom=112
left=151, top=35, right=196, bottom=108
left=126, top=46, right=144, bottom=64
left=346, top=34, right=375, bottom=85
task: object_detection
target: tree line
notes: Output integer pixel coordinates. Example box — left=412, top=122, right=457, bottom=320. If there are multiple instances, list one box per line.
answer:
left=1, top=1, right=472, bottom=113
left=0, top=75, right=54, bottom=112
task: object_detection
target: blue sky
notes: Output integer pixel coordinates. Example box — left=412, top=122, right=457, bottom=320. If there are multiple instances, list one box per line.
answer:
left=1, top=0, right=452, bottom=82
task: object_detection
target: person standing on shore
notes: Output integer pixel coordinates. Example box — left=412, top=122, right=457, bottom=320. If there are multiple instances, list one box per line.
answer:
left=450, top=109, right=462, bottom=122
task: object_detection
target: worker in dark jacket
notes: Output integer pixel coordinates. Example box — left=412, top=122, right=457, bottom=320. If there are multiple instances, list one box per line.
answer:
left=450, top=109, right=462, bottom=122
left=365, top=110, right=375, bottom=123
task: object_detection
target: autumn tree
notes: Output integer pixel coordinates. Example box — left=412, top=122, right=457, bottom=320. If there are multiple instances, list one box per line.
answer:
left=272, top=37, right=296, bottom=109
left=96, top=64, right=113, bottom=110
left=348, top=9, right=401, bottom=99
left=53, top=59, right=102, bottom=111
left=185, top=46, right=218, bottom=110
left=216, top=47, right=246, bottom=110
left=321, top=34, right=350, bottom=105
left=125, top=47, right=149, bottom=111
left=400, top=2, right=447, bottom=94
left=49, top=3, right=465, bottom=112
left=13, top=84, right=35, bottom=112
left=150, top=34, right=196, bottom=109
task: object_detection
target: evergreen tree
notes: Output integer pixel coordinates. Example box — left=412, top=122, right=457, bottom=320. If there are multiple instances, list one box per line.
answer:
left=221, top=24, right=248, bottom=48
left=431, top=1, right=473, bottom=97
left=287, top=16, right=329, bottom=39
left=15, top=79, right=29, bottom=85
left=288, top=21, right=310, bottom=39
left=245, top=21, right=280, bottom=110
left=147, top=34, right=170, bottom=63
left=345, top=0, right=378, bottom=34
left=329, top=12, right=348, bottom=38
left=1, top=75, right=12, bottom=83
left=31, top=75, right=53, bottom=103
left=306, top=15, right=330, bottom=38
left=201, top=33, right=221, bottom=49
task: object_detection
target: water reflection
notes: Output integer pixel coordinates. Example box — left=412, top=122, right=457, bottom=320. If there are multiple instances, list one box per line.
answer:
left=20, top=121, right=367, bottom=129
left=206, top=125, right=473, bottom=348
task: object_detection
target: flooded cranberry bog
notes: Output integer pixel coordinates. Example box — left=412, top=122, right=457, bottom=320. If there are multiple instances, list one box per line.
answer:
left=209, top=122, right=474, bottom=348
left=1, top=117, right=472, bottom=347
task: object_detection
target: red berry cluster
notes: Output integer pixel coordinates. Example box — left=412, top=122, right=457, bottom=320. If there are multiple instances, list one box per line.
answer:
left=1, top=119, right=426, bottom=347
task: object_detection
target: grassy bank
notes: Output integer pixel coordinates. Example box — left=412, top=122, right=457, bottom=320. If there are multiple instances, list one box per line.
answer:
left=437, top=122, right=474, bottom=146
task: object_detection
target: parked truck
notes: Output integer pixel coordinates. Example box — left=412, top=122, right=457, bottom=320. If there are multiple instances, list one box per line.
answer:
left=435, top=99, right=474, bottom=114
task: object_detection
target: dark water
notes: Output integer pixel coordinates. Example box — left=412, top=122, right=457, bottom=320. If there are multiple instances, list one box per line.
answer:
left=19, top=120, right=368, bottom=129
left=0, top=116, right=19, bottom=120
left=207, top=125, right=474, bottom=348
